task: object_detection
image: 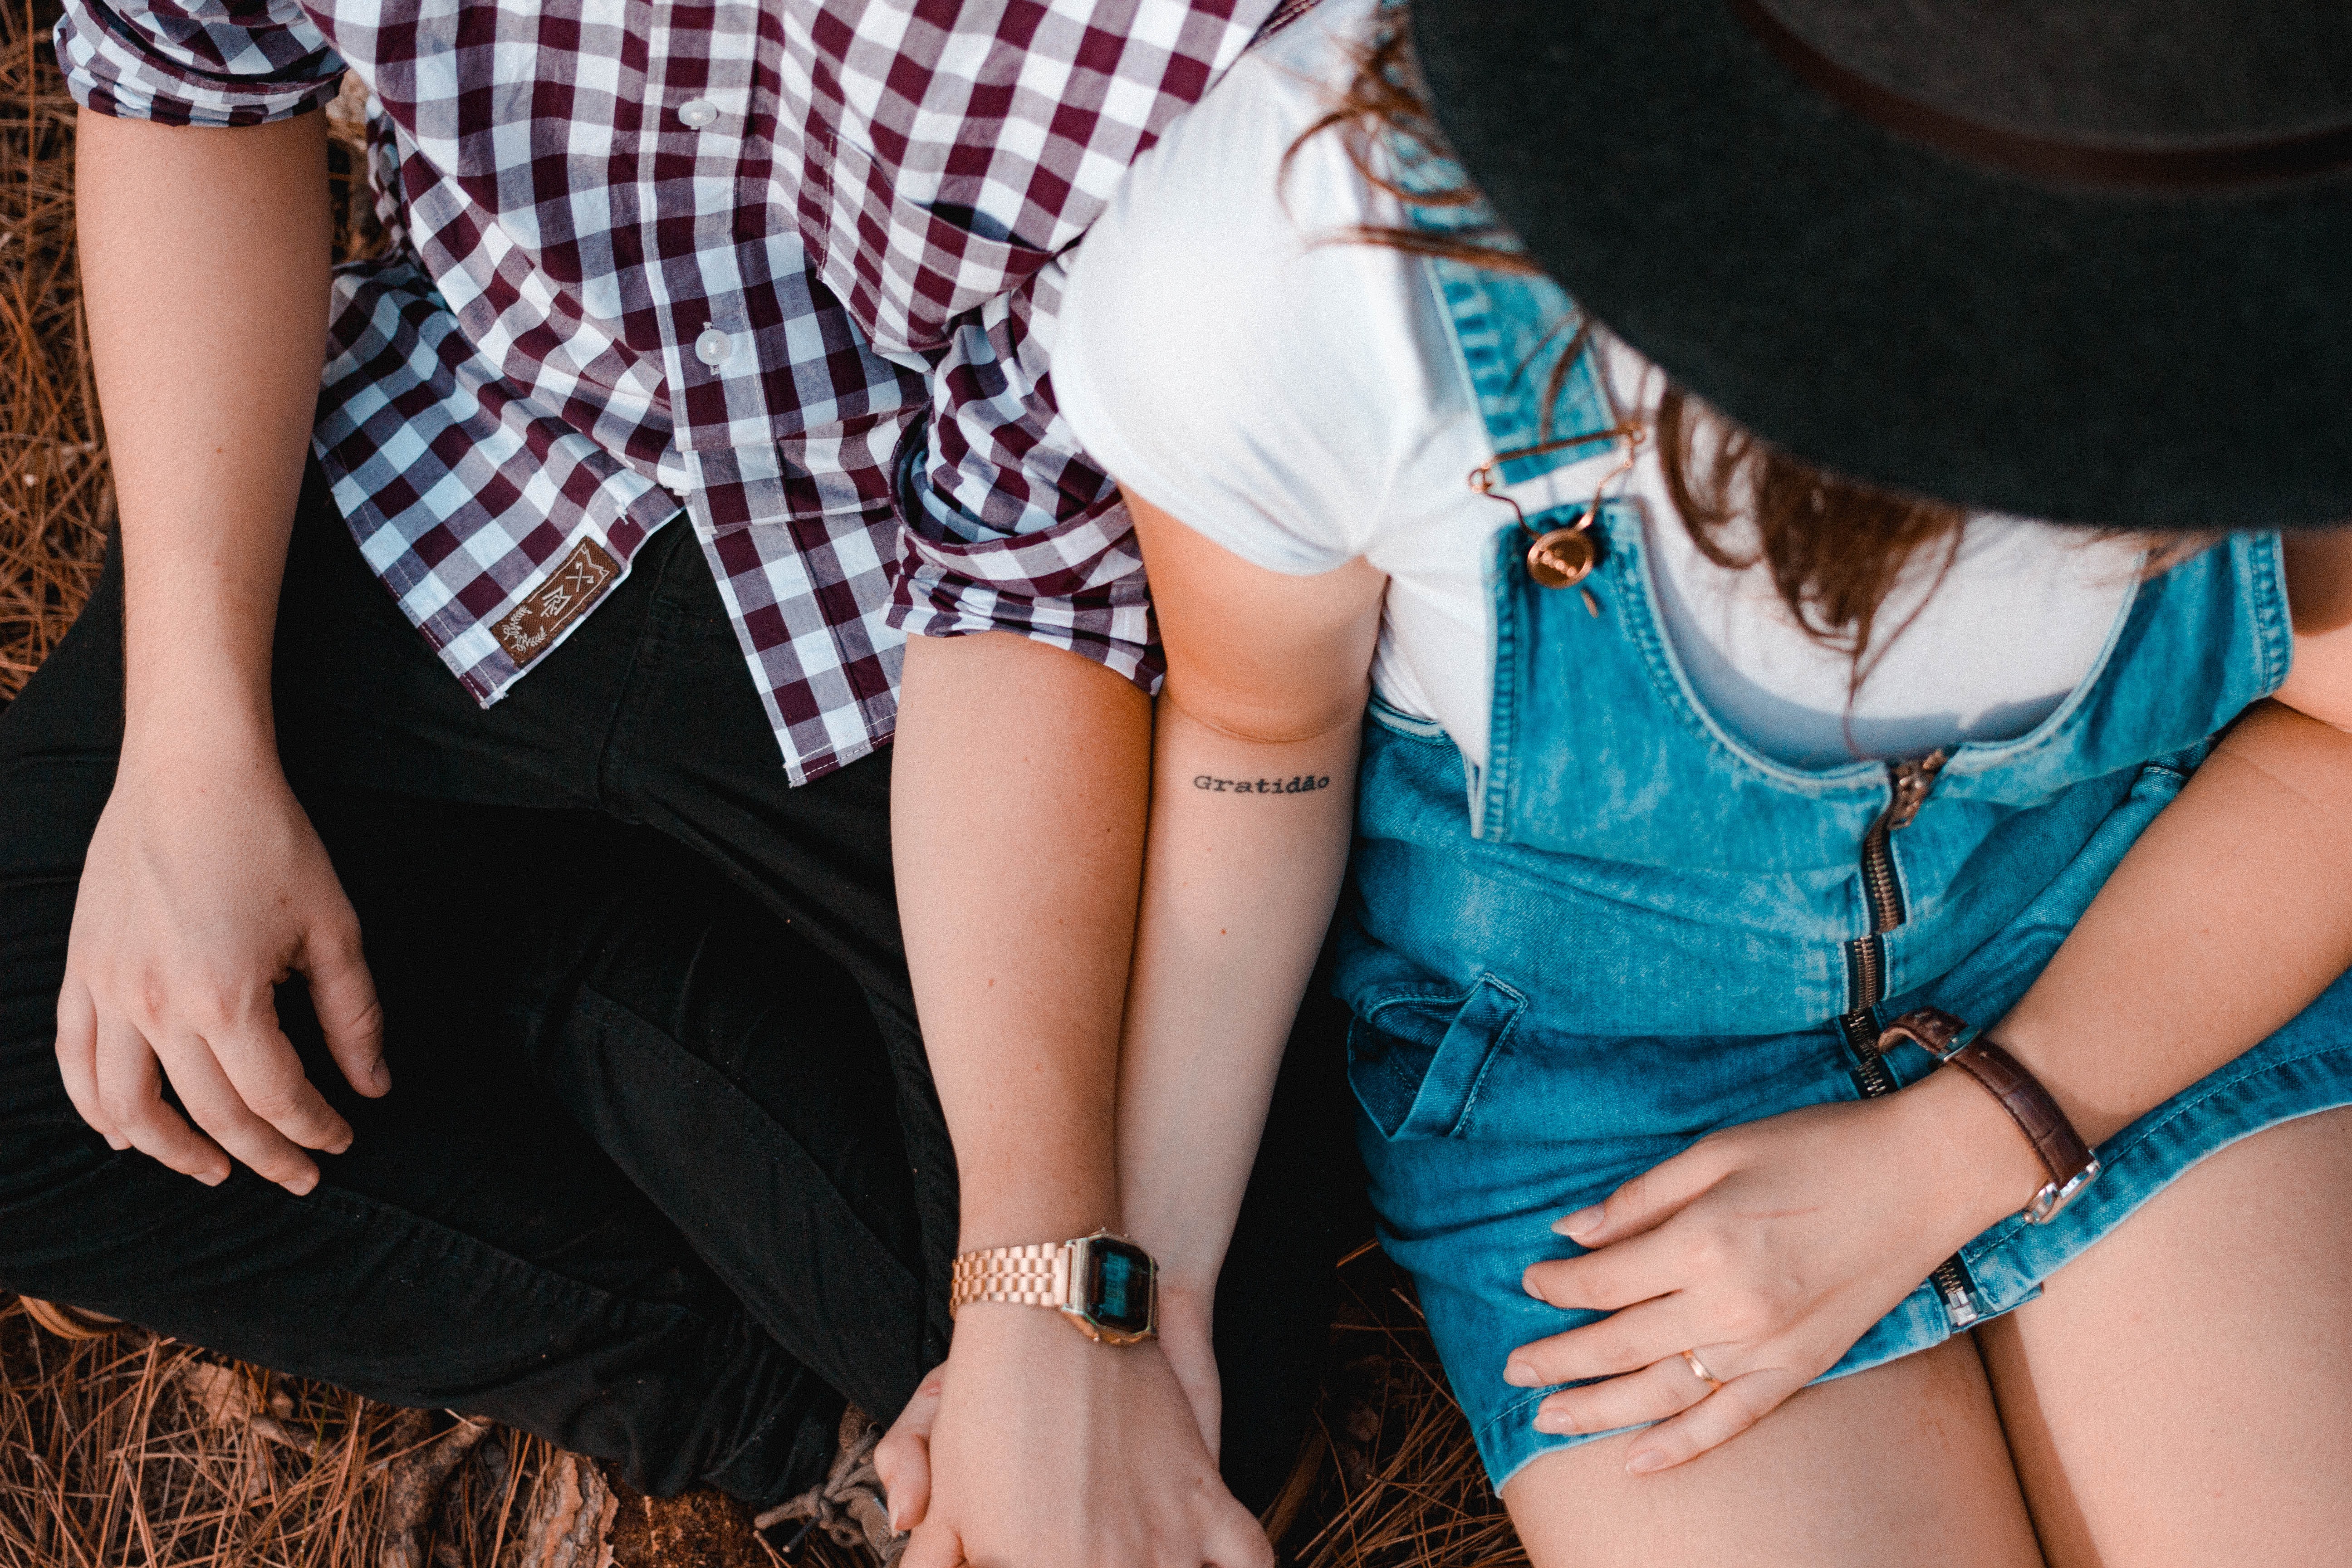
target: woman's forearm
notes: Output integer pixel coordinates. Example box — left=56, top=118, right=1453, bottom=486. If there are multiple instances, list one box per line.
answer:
left=1991, top=700, right=2352, bottom=1146
left=1116, top=697, right=1360, bottom=1299
left=1111, top=494, right=1386, bottom=1308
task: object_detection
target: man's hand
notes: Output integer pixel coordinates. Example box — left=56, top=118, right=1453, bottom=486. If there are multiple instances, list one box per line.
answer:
left=56, top=736, right=385, bottom=1194
left=1501, top=1069, right=2044, bottom=1474
left=69, top=108, right=350, bottom=1194
left=875, top=1307, right=1271, bottom=1568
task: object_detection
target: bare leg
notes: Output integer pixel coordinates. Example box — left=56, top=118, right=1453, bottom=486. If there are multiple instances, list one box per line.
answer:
left=1502, top=1337, right=2043, bottom=1568
left=1979, top=1107, right=2352, bottom=1568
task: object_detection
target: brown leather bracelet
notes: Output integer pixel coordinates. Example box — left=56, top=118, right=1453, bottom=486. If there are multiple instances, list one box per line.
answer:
left=1877, top=1008, right=2102, bottom=1224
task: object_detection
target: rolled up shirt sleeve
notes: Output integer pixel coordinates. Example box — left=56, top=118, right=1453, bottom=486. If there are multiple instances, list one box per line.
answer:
left=56, top=0, right=346, bottom=127
left=889, top=254, right=1163, bottom=694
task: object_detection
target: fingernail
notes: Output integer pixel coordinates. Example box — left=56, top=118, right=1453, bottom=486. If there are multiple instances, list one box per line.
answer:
left=199, top=1170, right=227, bottom=1187
left=1556, top=1207, right=1603, bottom=1238
left=369, top=1058, right=392, bottom=1094
left=281, top=1171, right=318, bottom=1197
left=327, top=1137, right=353, bottom=1156
left=1626, top=1450, right=1668, bottom=1475
left=105, top=1135, right=130, bottom=1152
left=1532, top=1410, right=1576, bottom=1436
left=1503, top=1359, right=1539, bottom=1387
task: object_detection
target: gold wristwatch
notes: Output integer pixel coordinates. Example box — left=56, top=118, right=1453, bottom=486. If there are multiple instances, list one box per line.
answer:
left=948, top=1229, right=1159, bottom=1345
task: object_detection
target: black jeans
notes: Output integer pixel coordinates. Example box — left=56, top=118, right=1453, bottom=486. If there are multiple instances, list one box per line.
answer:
left=0, top=470, right=1354, bottom=1508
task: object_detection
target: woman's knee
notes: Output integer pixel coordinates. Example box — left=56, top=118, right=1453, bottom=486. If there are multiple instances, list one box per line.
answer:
left=1501, top=1338, right=2038, bottom=1568
left=1982, top=1107, right=2352, bottom=1568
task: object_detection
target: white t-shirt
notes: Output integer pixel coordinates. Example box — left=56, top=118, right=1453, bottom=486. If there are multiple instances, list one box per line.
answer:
left=1057, top=0, right=2142, bottom=788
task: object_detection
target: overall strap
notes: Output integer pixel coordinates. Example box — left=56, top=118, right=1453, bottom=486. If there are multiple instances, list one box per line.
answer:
left=1386, top=130, right=1619, bottom=491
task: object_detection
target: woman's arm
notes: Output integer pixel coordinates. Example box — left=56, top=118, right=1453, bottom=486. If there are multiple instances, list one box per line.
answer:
left=1993, top=529, right=2352, bottom=1133
left=1512, top=530, right=2352, bottom=1471
left=1114, top=493, right=1388, bottom=1433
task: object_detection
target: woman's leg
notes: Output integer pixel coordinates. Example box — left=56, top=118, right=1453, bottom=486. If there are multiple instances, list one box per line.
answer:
left=1501, top=1337, right=2043, bottom=1568
left=1977, top=1106, right=2352, bottom=1568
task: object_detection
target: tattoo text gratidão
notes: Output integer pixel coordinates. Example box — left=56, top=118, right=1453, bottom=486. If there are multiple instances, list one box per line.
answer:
left=1192, top=774, right=1332, bottom=796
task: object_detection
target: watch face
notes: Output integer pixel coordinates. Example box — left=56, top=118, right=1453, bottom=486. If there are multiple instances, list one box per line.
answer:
left=1082, top=1238, right=1155, bottom=1338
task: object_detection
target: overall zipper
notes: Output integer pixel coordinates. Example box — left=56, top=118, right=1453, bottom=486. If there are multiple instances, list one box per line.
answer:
left=1833, top=750, right=1984, bottom=1328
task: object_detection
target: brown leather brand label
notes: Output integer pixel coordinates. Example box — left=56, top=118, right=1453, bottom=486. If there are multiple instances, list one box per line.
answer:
left=491, top=537, right=619, bottom=666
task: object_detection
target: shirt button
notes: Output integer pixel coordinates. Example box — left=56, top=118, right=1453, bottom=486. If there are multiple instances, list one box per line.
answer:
left=694, top=328, right=735, bottom=367
left=678, top=98, right=720, bottom=129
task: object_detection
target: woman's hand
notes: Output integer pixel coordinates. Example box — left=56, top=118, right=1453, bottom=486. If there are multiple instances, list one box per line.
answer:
left=1155, top=1281, right=1223, bottom=1456
left=1503, top=1068, right=2046, bottom=1473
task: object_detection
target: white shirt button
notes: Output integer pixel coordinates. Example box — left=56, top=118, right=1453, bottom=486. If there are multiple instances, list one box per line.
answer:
left=677, top=98, right=720, bottom=129
left=693, top=328, right=735, bottom=367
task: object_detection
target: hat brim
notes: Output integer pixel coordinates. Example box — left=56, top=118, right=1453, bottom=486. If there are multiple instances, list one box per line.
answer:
left=1414, top=0, right=2352, bottom=529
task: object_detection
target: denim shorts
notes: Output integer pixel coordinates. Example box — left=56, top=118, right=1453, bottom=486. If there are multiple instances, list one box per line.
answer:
left=1348, top=965, right=2352, bottom=1490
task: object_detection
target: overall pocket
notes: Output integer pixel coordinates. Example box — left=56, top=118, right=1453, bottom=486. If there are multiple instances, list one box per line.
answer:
left=1348, top=976, right=1528, bottom=1141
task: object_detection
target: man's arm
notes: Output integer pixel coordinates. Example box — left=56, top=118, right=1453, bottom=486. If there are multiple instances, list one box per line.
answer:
left=882, top=628, right=1272, bottom=1568
left=56, top=108, right=385, bottom=1195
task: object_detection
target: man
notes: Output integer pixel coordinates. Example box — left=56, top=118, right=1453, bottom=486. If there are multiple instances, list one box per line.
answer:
left=0, top=0, right=1346, bottom=1561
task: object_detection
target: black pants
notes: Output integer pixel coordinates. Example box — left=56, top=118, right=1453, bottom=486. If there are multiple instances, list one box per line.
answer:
left=0, top=471, right=1354, bottom=1508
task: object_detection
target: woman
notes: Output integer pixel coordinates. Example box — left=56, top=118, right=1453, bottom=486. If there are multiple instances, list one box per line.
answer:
left=1052, top=1, right=2352, bottom=1562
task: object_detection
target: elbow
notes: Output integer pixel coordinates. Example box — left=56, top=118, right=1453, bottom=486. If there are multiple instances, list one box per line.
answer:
left=1157, top=676, right=1371, bottom=747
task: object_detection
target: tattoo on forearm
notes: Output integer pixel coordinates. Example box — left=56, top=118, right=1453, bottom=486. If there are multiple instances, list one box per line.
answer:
left=1192, top=774, right=1332, bottom=796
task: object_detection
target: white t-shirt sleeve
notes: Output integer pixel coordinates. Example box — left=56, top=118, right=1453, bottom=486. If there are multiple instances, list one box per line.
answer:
left=1055, top=0, right=1447, bottom=578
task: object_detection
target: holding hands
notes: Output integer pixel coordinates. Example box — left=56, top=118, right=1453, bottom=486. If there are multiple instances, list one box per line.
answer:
left=1506, top=1067, right=2047, bottom=1474
left=875, top=1298, right=1269, bottom=1568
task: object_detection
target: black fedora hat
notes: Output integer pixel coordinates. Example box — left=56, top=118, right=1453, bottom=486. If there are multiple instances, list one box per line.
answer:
left=1410, top=1, right=2352, bottom=529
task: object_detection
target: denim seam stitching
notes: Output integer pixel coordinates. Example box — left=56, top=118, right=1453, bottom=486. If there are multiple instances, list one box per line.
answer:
left=1447, top=978, right=1529, bottom=1137
left=1966, top=1037, right=2352, bottom=1278
left=1360, top=989, right=1474, bottom=1028
left=1481, top=529, right=1522, bottom=842
left=1601, top=509, right=1886, bottom=795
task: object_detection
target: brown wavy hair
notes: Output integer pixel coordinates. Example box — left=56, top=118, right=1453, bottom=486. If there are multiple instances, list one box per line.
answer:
left=1289, top=10, right=1974, bottom=682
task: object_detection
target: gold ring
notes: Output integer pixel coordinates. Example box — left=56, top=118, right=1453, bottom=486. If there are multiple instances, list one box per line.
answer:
left=1681, top=1349, right=1724, bottom=1391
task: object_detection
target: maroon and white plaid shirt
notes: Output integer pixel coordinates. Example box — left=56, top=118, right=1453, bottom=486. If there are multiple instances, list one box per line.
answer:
left=58, top=0, right=1279, bottom=783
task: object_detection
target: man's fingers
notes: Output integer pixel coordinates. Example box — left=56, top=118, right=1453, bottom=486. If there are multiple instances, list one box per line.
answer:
left=1505, top=1295, right=1697, bottom=1387
left=1556, top=1139, right=1730, bottom=1246
left=94, top=1015, right=230, bottom=1186
left=155, top=1031, right=325, bottom=1195
left=1203, top=1496, right=1278, bottom=1568
left=874, top=1377, right=943, bottom=1534
left=299, top=921, right=388, bottom=1098
left=1621, top=1364, right=1807, bottom=1474
left=897, top=1520, right=964, bottom=1568
left=54, top=977, right=124, bottom=1148
left=207, top=1013, right=353, bottom=1156
left=1531, top=1352, right=1712, bottom=1437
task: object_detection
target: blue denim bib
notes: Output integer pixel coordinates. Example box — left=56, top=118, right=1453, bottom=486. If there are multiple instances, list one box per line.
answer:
left=1333, top=146, right=2294, bottom=1044
left=1331, top=127, right=2341, bottom=1494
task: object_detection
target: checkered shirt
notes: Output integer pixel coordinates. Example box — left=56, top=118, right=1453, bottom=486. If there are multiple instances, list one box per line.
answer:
left=57, top=0, right=1279, bottom=783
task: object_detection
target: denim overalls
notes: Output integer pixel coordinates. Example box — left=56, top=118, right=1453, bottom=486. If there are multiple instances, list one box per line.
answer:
left=1340, top=143, right=2352, bottom=1490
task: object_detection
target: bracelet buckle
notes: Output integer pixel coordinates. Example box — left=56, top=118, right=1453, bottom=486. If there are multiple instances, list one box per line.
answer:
left=2025, top=1157, right=2102, bottom=1225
